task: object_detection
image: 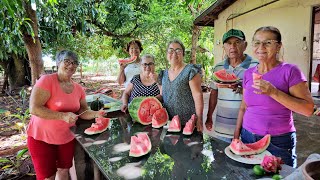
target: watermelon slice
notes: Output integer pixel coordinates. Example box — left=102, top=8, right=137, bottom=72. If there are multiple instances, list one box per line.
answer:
left=84, top=117, right=110, bottom=135
left=129, top=133, right=152, bottom=157
left=152, top=108, right=169, bottom=128
left=213, top=69, right=239, bottom=83
left=168, top=115, right=181, bottom=132
left=229, top=134, right=271, bottom=155
left=183, top=114, right=196, bottom=135
left=252, top=72, right=263, bottom=80
left=129, top=97, right=162, bottom=125
left=118, top=56, right=137, bottom=65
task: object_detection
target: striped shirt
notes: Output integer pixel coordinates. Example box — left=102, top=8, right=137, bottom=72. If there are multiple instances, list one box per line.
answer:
left=209, top=54, right=258, bottom=140
left=128, top=74, right=160, bottom=103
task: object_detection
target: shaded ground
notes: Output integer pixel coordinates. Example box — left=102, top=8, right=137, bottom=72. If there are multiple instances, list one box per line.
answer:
left=0, top=74, right=124, bottom=179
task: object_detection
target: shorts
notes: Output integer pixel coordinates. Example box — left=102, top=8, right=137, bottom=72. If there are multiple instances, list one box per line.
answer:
left=27, top=136, right=75, bottom=180
left=240, top=128, right=297, bottom=168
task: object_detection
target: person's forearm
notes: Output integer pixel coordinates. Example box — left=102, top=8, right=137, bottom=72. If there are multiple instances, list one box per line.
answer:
left=270, top=88, right=314, bottom=116
left=117, top=70, right=126, bottom=85
left=194, top=92, right=204, bottom=123
left=30, top=105, right=65, bottom=120
left=79, top=110, right=100, bottom=120
left=207, top=89, right=218, bottom=117
left=122, top=93, right=129, bottom=106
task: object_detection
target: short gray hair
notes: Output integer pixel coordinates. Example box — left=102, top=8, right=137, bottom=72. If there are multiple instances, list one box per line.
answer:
left=56, top=50, right=78, bottom=65
left=141, top=54, right=155, bottom=62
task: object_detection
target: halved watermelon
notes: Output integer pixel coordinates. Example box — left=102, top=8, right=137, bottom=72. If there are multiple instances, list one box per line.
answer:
left=168, top=115, right=181, bottom=132
left=84, top=117, right=110, bottom=135
left=129, top=97, right=162, bottom=125
left=129, top=133, right=152, bottom=157
left=118, top=56, right=137, bottom=65
left=152, top=108, right=169, bottom=128
left=213, top=69, right=239, bottom=83
left=183, top=114, right=196, bottom=135
left=229, top=134, right=271, bottom=155
left=252, top=72, right=263, bottom=80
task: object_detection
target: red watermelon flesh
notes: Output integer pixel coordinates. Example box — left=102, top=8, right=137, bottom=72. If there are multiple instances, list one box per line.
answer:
left=229, top=134, right=271, bottom=155
left=213, top=69, right=239, bottom=83
left=128, top=97, right=163, bottom=125
left=129, top=133, right=152, bottom=157
left=118, top=56, right=137, bottom=65
left=252, top=72, right=263, bottom=80
left=168, top=115, right=181, bottom=132
left=152, top=108, right=169, bottom=128
left=183, top=114, right=196, bottom=135
left=84, top=117, right=110, bottom=135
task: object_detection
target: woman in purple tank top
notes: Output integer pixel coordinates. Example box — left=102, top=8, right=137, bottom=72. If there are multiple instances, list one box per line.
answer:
left=233, top=26, right=314, bottom=167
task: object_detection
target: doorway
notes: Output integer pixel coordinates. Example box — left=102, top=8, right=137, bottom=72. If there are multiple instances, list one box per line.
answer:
left=310, top=6, right=320, bottom=94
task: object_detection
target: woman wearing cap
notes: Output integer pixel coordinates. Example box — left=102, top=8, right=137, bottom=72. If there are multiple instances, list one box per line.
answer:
left=27, top=50, right=105, bottom=179
left=234, top=26, right=314, bottom=167
left=121, top=54, right=160, bottom=112
left=158, top=39, right=203, bottom=132
left=117, top=40, right=143, bottom=88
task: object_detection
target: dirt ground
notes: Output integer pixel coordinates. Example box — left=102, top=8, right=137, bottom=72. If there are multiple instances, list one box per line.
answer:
left=0, top=74, right=124, bottom=179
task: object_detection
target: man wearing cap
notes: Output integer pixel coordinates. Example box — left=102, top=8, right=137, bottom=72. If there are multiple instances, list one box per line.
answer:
left=205, top=29, right=258, bottom=142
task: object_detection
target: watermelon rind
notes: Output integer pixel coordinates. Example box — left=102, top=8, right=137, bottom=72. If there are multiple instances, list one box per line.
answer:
left=152, top=108, right=169, bottom=128
left=128, top=97, right=162, bottom=125
left=229, top=134, right=271, bottom=155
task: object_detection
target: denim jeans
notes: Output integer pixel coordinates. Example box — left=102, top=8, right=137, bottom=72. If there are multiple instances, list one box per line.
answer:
left=241, top=128, right=297, bottom=168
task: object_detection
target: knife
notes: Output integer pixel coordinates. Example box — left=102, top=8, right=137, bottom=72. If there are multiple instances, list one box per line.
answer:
left=160, top=121, right=170, bottom=141
left=77, top=109, right=89, bottom=117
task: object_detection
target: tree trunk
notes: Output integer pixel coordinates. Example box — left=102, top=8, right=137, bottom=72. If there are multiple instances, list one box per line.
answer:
left=0, top=55, right=30, bottom=94
left=190, top=25, right=202, bottom=64
left=8, top=54, right=30, bottom=91
left=0, top=61, right=9, bottom=94
left=22, top=0, right=44, bottom=85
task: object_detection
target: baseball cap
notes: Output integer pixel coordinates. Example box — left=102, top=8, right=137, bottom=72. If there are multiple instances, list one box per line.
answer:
left=222, top=29, right=246, bottom=43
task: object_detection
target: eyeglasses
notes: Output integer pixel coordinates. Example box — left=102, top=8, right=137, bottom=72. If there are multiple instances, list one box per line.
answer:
left=63, top=59, right=79, bottom=66
left=167, top=48, right=183, bottom=55
left=224, top=40, right=243, bottom=47
left=252, top=40, right=279, bottom=47
left=141, top=62, right=155, bottom=67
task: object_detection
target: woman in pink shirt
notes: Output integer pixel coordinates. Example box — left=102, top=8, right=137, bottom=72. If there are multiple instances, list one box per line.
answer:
left=27, top=50, right=104, bottom=180
left=234, top=26, right=314, bottom=167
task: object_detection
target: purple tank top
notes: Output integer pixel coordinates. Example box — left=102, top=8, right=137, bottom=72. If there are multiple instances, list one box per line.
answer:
left=242, top=62, right=306, bottom=135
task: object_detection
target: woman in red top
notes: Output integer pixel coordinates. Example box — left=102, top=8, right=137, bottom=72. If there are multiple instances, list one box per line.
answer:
left=27, top=50, right=104, bottom=180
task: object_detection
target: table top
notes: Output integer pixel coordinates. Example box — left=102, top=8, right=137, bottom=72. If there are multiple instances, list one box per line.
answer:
left=72, top=112, right=295, bottom=180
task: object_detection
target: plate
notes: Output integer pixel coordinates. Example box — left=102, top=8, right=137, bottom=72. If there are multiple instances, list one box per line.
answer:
left=224, top=146, right=271, bottom=164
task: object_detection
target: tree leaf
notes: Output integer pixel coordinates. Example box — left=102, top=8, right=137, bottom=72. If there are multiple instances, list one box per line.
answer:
left=16, top=148, right=28, bottom=159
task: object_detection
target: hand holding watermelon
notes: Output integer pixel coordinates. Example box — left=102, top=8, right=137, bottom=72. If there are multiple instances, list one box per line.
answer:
left=252, top=78, right=277, bottom=95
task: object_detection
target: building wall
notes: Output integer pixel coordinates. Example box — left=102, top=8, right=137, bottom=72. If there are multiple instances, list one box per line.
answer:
left=213, top=0, right=320, bottom=79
